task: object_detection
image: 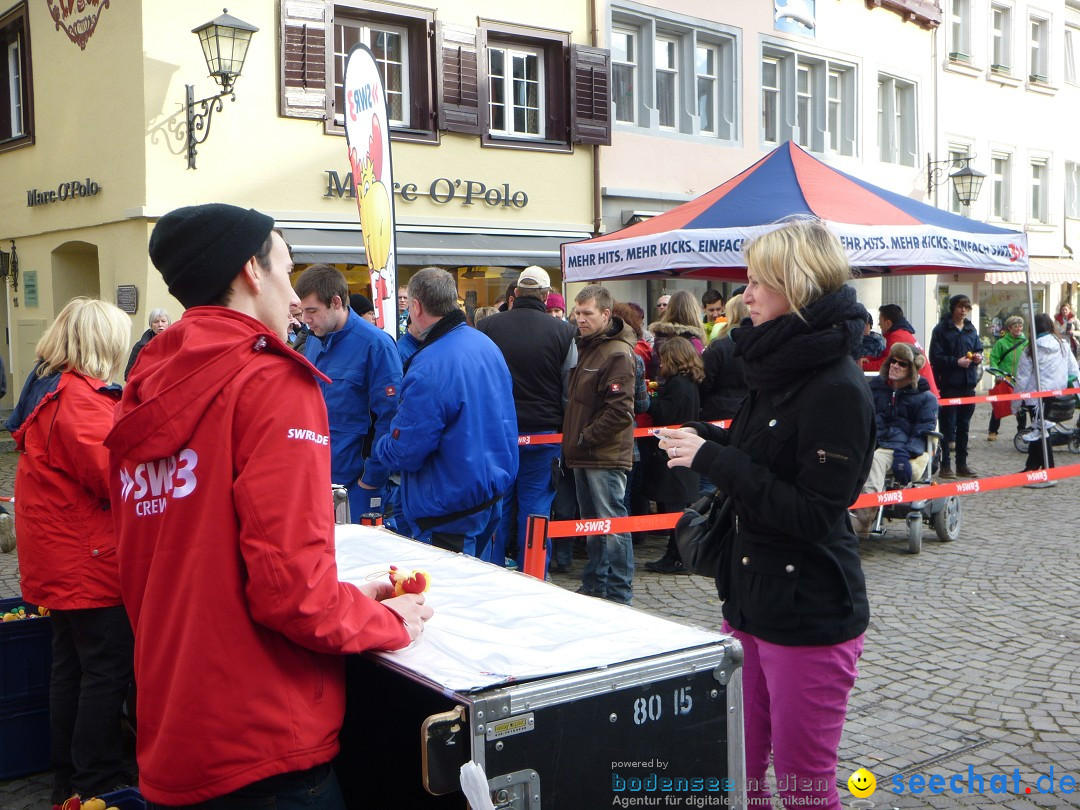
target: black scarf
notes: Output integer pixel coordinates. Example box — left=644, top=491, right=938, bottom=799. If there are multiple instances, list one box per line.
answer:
left=732, top=286, right=867, bottom=392
left=402, top=308, right=466, bottom=376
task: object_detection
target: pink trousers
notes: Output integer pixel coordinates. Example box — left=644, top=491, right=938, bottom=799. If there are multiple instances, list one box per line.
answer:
left=724, top=622, right=864, bottom=810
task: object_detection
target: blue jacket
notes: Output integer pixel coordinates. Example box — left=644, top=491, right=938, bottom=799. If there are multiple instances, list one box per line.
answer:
left=304, top=309, right=402, bottom=488
left=929, top=317, right=983, bottom=393
left=372, top=316, right=518, bottom=531
left=869, top=376, right=938, bottom=457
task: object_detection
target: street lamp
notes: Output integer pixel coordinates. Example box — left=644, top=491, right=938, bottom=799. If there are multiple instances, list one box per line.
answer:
left=181, top=9, right=258, bottom=170
left=927, top=153, right=986, bottom=208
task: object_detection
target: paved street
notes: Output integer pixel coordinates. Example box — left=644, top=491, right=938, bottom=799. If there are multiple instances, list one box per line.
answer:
left=1, top=408, right=1078, bottom=809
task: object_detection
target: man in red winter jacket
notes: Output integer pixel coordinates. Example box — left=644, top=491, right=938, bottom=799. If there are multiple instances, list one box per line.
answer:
left=860, top=303, right=939, bottom=396
left=106, top=204, right=432, bottom=808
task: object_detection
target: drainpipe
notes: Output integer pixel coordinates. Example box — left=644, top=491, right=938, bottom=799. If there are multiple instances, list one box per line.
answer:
left=590, top=0, right=603, bottom=237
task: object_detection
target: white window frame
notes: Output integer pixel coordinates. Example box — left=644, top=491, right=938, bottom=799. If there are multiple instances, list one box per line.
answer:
left=1066, top=161, right=1080, bottom=218
left=611, top=25, right=637, bottom=124
left=332, top=19, right=410, bottom=127
left=654, top=34, right=679, bottom=130
left=991, top=152, right=1012, bottom=221
left=762, top=55, right=781, bottom=144
left=947, top=143, right=973, bottom=214
left=877, top=75, right=917, bottom=167
left=1029, top=16, right=1049, bottom=82
left=1030, top=158, right=1049, bottom=223
left=762, top=45, right=856, bottom=156
left=950, top=0, right=973, bottom=61
left=1066, top=25, right=1079, bottom=85
left=991, top=3, right=1012, bottom=72
left=695, top=42, right=719, bottom=135
left=487, top=43, right=545, bottom=140
left=6, top=38, right=21, bottom=138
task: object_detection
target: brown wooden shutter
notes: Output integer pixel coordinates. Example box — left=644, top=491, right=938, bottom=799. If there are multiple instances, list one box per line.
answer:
left=436, top=22, right=483, bottom=134
left=280, top=0, right=328, bottom=119
left=570, top=44, right=612, bottom=145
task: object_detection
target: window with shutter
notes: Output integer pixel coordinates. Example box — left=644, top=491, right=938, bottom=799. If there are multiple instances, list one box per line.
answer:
left=570, top=44, right=611, bottom=145
left=280, top=0, right=329, bottom=120
left=0, top=2, right=32, bottom=152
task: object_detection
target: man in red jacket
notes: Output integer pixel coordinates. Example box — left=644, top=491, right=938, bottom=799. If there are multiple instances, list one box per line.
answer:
left=106, top=204, right=432, bottom=808
left=861, top=303, right=939, bottom=396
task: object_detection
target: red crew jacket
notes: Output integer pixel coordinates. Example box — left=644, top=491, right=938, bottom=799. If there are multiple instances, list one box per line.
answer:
left=106, top=308, right=409, bottom=805
left=863, top=326, right=940, bottom=397
left=13, top=372, right=122, bottom=609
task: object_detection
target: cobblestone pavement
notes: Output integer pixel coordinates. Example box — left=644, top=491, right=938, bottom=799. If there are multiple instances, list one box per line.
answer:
left=1, top=408, right=1078, bottom=809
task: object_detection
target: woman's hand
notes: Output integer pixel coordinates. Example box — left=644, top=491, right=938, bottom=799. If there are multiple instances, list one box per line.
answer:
left=656, top=427, right=705, bottom=469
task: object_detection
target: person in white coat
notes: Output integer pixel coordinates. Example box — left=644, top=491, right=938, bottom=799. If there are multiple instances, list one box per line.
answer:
left=1014, top=312, right=1080, bottom=483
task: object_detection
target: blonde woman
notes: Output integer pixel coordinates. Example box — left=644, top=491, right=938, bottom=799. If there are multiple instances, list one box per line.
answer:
left=658, top=220, right=875, bottom=810
left=6, top=298, right=135, bottom=803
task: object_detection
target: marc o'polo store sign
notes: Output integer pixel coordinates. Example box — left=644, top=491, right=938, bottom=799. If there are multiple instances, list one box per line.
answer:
left=325, top=170, right=528, bottom=208
left=26, top=177, right=102, bottom=207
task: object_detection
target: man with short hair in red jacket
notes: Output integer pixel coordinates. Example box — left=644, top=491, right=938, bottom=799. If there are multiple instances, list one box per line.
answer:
left=861, top=303, right=939, bottom=396
left=106, top=204, right=432, bottom=808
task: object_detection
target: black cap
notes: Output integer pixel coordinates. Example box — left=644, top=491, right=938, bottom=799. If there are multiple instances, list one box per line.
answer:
left=350, top=293, right=375, bottom=316
left=149, top=204, right=274, bottom=308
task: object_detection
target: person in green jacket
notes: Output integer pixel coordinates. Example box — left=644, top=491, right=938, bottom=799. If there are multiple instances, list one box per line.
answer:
left=987, top=315, right=1028, bottom=440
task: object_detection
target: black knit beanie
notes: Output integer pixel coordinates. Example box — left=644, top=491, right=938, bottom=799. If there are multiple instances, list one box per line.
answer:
left=350, top=293, right=375, bottom=316
left=149, top=204, right=275, bottom=308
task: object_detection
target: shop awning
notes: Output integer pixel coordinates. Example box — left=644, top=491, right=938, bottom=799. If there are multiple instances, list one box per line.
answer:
left=984, top=257, right=1080, bottom=285
left=281, top=227, right=581, bottom=267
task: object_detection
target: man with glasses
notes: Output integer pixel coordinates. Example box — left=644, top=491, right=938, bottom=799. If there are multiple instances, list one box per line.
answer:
left=295, top=264, right=402, bottom=519
left=929, top=294, right=983, bottom=478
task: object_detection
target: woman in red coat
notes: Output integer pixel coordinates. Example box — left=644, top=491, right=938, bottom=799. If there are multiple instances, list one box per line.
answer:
left=7, top=297, right=135, bottom=803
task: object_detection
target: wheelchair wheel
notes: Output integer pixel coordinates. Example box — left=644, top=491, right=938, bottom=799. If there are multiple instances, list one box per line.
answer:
left=1014, top=431, right=1030, bottom=452
left=1069, top=434, right=1080, bottom=455
left=933, top=495, right=961, bottom=542
left=906, top=514, right=923, bottom=555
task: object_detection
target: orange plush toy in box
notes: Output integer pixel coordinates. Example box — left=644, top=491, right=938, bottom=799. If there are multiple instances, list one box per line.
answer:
left=388, top=565, right=431, bottom=597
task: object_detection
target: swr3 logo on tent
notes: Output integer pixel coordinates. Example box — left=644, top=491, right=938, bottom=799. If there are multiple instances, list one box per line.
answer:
left=119, top=449, right=199, bottom=516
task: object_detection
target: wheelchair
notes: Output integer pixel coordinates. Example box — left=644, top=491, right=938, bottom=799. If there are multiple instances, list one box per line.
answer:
left=861, top=431, right=961, bottom=554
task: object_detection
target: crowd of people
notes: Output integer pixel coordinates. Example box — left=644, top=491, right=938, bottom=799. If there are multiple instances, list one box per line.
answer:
left=7, top=202, right=1080, bottom=810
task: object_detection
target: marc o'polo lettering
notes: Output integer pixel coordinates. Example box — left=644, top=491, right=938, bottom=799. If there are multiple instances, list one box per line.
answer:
left=26, top=178, right=102, bottom=207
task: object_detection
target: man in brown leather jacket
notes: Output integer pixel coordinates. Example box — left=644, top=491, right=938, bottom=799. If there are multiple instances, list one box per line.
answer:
left=562, top=284, right=637, bottom=603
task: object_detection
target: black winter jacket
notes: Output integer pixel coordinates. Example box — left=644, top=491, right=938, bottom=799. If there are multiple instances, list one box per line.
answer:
left=869, top=376, right=938, bottom=457
left=699, top=336, right=747, bottom=420
left=689, top=355, right=874, bottom=646
left=477, top=296, right=577, bottom=432
left=929, top=318, right=982, bottom=393
left=125, top=329, right=155, bottom=381
left=641, top=374, right=700, bottom=504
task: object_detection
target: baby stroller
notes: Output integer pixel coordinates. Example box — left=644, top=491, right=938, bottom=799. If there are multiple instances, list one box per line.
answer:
left=1012, top=396, right=1080, bottom=454
left=861, top=431, right=961, bottom=554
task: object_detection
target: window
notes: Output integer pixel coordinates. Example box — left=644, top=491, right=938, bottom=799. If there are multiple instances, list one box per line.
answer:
left=1029, top=16, right=1049, bottom=81
left=991, top=4, right=1012, bottom=71
left=1067, top=161, right=1080, bottom=218
left=611, top=10, right=737, bottom=141
left=1030, top=158, right=1048, bottom=223
left=877, top=75, right=917, bottom=167
left=611, top=27, right=637, bottom=123
left=695, top=44, right=719, bottom=135
left=0, top=3, right=31, bottom=150
left=762, top=46, right=856, bottom=156
left=950, top=0, right=972, bottom=60
left=654, top=36, right=678, bottom=129
left=991, top=152, right=1012, bottom=220
left=333, top=20, right=409, bottom=127
left=1067, top=26, right=1079, bottom=84
left=488, top=44, right=543, bottom=138
left=947, top=144, right=972, bottom=214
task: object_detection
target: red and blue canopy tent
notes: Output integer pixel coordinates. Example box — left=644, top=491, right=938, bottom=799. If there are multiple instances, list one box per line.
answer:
left=561, top=141, right=1029, bottom=283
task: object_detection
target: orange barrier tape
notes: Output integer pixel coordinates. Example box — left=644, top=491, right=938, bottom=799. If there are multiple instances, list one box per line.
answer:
left=938, top=386, right=1080, bottom=406
left=546, top=463, right=1080, bottom=538
left=519, top=420, right=730, bottom=446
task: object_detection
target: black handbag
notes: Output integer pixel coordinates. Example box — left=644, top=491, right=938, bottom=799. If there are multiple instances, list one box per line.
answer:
left=1043, top=394, right=1077, bottom=423
left=673, top=492, right=732, bottom=578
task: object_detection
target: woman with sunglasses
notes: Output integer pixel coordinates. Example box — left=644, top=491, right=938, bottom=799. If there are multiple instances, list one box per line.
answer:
left=656, top=219, right=875, bottom=810
left=851, top=343, right=939, bottom=537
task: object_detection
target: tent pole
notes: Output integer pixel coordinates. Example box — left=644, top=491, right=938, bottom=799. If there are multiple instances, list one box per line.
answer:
left=1022, top=267, right=1050, bottom=470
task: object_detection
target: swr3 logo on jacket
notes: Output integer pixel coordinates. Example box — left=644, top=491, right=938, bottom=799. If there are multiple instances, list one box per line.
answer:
left=118, top=449, right=199, bottom=516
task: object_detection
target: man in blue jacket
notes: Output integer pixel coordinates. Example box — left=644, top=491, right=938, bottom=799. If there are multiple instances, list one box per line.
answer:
left=929, top=294, right=983, bottom=478
left=373, top=267, right=518, bottom=558
left=295, top=264, right=402, bottom=519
